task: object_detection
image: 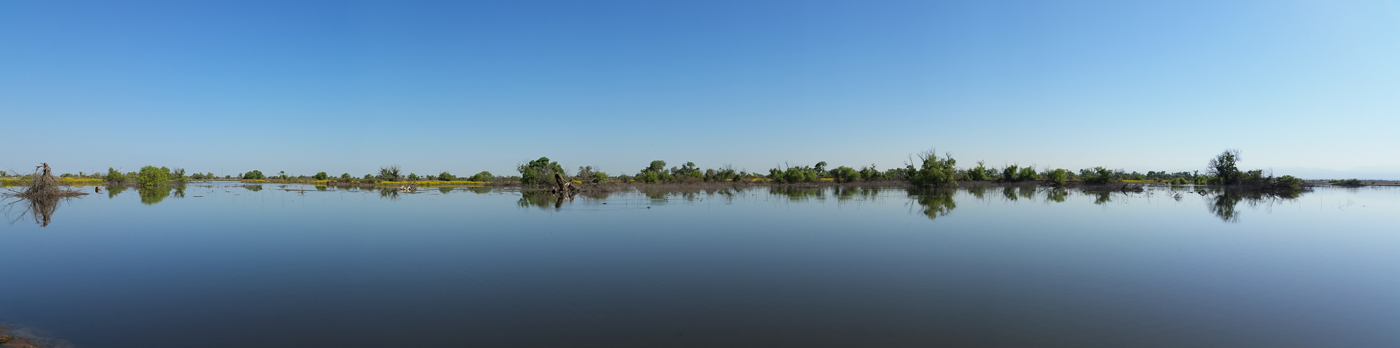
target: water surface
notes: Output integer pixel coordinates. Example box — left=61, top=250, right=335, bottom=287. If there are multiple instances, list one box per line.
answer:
left=1, top=183, right=1397, bottom=347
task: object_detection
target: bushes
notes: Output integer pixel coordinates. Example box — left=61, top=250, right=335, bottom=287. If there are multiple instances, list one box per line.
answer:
left=136, top=166, right=171, bottom=187
left=830, top=166, right=859, bottom=183
left=1331, top=179, right=1363, bottom=187
left=769, top=166, right=819, bottom=183
left=519, top=157, right=565, bottom=185
left=242, top=170, right=266, bottom=180
left=467, top=171, right=494, bottom=182
left=104, top=168, right=128, bottom=183
left=1083, top=167, right=1117, bottom=185
left=965, top=161, right=992, bottom=181
left=905, top=150, right=957, bottom=187
left=858, top=165, right=887, bottom=181
left=378, top=165, right=403, bottom=181
left=1016, top=166, right=1038, bottom=182
left=1047, top=167, right=1064, bottom=185
left=314, top=172, right=330, bottom=180
left=1208, top=149, right=1242, bottom=185
left=436, top=172, right=455, bottom=181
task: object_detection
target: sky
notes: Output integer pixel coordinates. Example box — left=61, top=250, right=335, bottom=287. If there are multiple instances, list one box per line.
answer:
left=3, top=0, right=1398, bottom=179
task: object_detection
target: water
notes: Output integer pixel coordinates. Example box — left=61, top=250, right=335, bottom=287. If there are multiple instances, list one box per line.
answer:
left=1, top=183, right=1397, bottom=347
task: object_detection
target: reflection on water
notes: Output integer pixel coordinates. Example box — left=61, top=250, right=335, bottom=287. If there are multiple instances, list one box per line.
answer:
left=907, top=188, right=956, bottom=221
left=243, top=185, right=262, bottom=192
left=1206, top=189, right=1302, bottom=223
left=3, top=182, right=1396, bottom=348
left=2, top=196, right=65, bottom=227
left=106, top=186, right=127, bottom=198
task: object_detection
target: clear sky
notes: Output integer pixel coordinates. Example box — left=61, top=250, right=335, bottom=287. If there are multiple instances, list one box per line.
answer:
left=3, top=0, right=1397, bottom=179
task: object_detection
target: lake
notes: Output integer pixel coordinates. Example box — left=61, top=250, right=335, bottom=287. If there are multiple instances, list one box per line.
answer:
left=1, top=183, right=1397, bottom=347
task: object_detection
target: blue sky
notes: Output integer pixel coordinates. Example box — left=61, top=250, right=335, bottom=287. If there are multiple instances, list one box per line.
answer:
left=3, top=0, right=1398, bottom=179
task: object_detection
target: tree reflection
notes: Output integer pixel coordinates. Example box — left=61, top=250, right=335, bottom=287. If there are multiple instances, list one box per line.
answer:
left=138, top=186, right=172, bottom=205
left=3, top=196, right=65, bottom=227
left=106, top=185, right=128, bottom=198
left=908, top=188, right=956, bottom=221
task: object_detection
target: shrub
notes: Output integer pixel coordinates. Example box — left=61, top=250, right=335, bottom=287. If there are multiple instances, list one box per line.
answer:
left=242, top=170, right=266, bottom=180
left=1331, top=179, right=1363, bottom=187
left=830, top=166, right=859, bottom=183
left=519, top=157, right=565, bottom=185
left=467, top=171, right=494, bottom=182
left=407, top=173, right=420, bottom=181
left=340, top=173, right=351, bottom=179
left=136, top=165, right=171, bottom=187
left=1083, top=167, right=1116, bottom=185
left=1001, top=165, right=1020, bottom=182
left=965, top=161, right=991, bottom=181
left=378, top=165, right=403, bottom=181
left=1045, top=168, right=1068, bottom=187
left=769, top=166, right=819, bottom=184
left=436, top=172, right=455, bottom=181
left=104, top=168, right=128, bottom=183
left=1016, top=166, right=1038, bottom=182
left=905, top=150, right=957, bottom=187
left=858, top=164, right=887, bottom=181
left=1208, top=149, right=1242, bottom=185
left=1274, top=175, right=1303, bottom=191
left=591, top=171, right=608, bottom=183
left=314, top=172, right=330, bottom=180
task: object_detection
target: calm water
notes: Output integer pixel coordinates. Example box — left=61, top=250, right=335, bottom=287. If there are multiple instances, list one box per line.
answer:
left=1, top=183, right=1397, bottom=347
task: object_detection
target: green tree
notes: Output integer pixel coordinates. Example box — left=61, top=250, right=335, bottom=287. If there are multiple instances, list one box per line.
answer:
left=830, top=166, right=859, bottom=183
left=518, top=157, right=565, bottom=185
left=104, top=168, right=128, bottom=183
left=1016, top=166, right=1038, bottom=182
left=340, top=173, right=351, bottom=179
left=906, top=150, right=957, bottom=187
left=378, top=165, right=403, bottom=181
left=467, top=171, right=494, bottom=182
left=1044, top=168, right=1068, bottom=187
left=242, top=170, right=266, bottom=180
left=136, top=165, right=171, bottom=187
left=437, top=172, right=455, bottom=181
left=313, top=172, right=330, bottom=180
left=965, top=161, right=991, bottom=181
left=1083, top=167, right=1116, bottom=185
left=1208, top=149, right=1242, bottom=185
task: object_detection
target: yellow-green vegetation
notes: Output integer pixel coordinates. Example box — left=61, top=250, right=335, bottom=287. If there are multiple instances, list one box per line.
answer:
left=2, top=177, right=103, bottom=186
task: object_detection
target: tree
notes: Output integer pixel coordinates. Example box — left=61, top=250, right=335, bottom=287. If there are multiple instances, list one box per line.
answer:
left=1083, top=167, right=1116, bottom=185
left=1208, top=149, right=1242, bottom=185
left=136, top=165, right=171, bottom=187
left=814, top=161, right=828, bottom=177
left=518, top=157, right=565, bottom=185
left=467, top=171, right=494, bottom=182
left=1044, top=168, right=1068, bottom=187
left=340, top=173, right=351, bottom=179
left=965, top=161, right=991, bottom=181
left=437, top=172, right=455, bottom=181
left=104, top=168, right=128, bottom=183
left=378, top=165, right=403, bottom=181
left=906, top=150, right=957, bottom=187
left=830, top=166, right=859, bottom=183
left=313, top=172, right=330, bottom=180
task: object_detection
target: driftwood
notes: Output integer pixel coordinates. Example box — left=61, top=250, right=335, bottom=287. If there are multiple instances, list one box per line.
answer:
left=549, top=172, right=576, bottom=195
left=6, top=163, right=86, bottom=199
